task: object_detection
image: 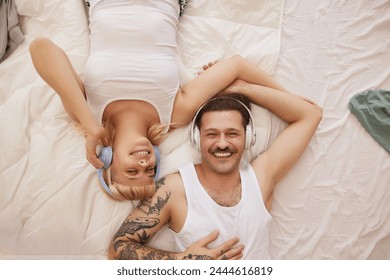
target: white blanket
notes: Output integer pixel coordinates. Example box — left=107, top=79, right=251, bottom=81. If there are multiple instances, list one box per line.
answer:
left=1, top=0, right=389, bottom=260
left=0, top=0, right=282, bottom=259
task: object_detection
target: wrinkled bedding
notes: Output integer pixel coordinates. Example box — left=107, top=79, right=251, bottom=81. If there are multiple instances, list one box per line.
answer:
left=0, top=0, right=389, bottom=260
left=0, top=0, right=280, bottom=259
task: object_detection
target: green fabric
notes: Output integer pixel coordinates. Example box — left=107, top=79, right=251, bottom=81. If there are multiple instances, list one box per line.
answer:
left=348, top=89, right=390, bottom=153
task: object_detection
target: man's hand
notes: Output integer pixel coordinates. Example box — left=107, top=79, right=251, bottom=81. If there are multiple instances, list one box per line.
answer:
left=177, top=230, right=244, bottom=260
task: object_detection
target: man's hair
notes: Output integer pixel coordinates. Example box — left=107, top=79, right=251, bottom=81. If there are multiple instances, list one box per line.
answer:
left=194, top=93, right=252, bottom=130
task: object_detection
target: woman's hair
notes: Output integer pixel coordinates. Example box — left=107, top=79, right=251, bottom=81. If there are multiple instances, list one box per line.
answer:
left=104, top=167, right=156, bottom=201
left=100, top=118, right=167, bottom=201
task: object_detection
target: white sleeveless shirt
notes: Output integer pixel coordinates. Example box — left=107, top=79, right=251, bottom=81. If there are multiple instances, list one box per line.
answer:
left=174, top=162, right=272, bottom=260
left=84, top=0, right=180, bottom=125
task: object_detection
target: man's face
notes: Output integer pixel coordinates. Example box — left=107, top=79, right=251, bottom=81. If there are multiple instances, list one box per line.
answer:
left=199, top=110, right=246, bottom=175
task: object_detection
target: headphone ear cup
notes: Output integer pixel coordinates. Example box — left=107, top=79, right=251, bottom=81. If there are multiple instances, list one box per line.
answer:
left=192, top=126, right=201, bottom=152
left=245, top=124, right=252, bottom=150
left=98, top=146, right=113, bottom=169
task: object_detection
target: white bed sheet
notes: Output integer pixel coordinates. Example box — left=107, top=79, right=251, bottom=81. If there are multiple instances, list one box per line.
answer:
left=1, top=0, right=389, bottom=260
left=269, top=0, right=390, bottom=259
left=0, top=0, right=282, bottom=259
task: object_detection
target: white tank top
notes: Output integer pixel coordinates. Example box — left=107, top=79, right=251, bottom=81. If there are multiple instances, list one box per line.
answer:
left=174, top=162, right=272, bottom=260
left=84, top=0, right=180, bottom=125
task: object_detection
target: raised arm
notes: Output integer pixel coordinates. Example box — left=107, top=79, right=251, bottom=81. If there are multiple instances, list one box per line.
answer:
left=29, top=37, right=107, bottom=168
left=232, top=81, right=322, bottom=205
left=172, top=55, right=287, bottom=125
left=108, top=176, right=244, bottom=260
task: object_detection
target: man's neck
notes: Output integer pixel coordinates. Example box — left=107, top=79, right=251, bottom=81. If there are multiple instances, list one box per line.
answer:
left=195, top=164, right=242, bottom=207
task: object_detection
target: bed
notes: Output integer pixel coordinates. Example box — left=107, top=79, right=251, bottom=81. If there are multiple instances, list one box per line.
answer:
left=0, top=0, right=389, bottom=260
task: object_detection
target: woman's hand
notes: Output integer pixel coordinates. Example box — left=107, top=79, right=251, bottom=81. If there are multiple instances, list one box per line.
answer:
left=177, top=230, right=244, bottom=260
left=197, top=61, right=218, bottom=75
left=85, top=123, right=109, bottom=169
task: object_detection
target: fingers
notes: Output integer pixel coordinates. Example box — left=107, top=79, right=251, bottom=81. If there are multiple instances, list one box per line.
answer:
left=202, top=61, right=218, bottom=71
left=197, top=230, right=220, bottom=247
left=185, top=231, right=244, bottom=260
left=197, top=61, right=219, bottom=75
left=214, top=237, right=243, bottom=260
left=217, top=244, right=245, bottom=260
left=86, top=139, right=104, bottom=169
left=85, top=125, right=109, bottom=169
left=86, top=149, right=104, bottom=169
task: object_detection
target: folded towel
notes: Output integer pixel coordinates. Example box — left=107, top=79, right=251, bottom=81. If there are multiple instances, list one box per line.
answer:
left=348, top=89, right=390, bottom=153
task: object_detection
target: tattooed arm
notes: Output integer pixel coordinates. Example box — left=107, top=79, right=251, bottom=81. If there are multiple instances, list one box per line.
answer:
left=108, top=174, right=245, bottom=260
left=108, top=177, right=174, bottom=260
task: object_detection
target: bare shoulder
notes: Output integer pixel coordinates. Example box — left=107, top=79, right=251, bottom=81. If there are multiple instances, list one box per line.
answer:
left=160, top=171, right=187, bottom=232
left=155, top=172, right=185, bottom=198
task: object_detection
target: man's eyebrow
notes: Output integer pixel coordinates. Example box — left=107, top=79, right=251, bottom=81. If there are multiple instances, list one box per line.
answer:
left=202, top=127, right=242, bottom=132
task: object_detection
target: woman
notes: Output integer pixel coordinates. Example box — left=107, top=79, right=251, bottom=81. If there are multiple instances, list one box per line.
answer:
left=29, top=0, right=286, bottom=201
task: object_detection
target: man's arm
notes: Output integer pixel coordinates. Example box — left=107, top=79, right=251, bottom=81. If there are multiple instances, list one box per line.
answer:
left=108, top=176, right=176, bottom=260
left=172, top=55, right=287, bottom=125
left=231, top=81, right=322, bottom=205
left=108, top=175, right=244, bottom=260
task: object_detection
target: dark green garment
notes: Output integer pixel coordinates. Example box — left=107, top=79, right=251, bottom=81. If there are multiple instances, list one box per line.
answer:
left=348, top=89, right=390, bottom=153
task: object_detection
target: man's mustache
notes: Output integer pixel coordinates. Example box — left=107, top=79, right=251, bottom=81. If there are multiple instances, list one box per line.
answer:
left=210, top=147, right=234, bottom=154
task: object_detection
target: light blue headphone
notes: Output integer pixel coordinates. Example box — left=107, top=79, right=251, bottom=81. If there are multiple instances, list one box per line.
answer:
left=96, top=145, right=161, bottom=196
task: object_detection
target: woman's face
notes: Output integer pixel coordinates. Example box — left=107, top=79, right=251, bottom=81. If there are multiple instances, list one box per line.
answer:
left=110, top=137, right=156, bottom=186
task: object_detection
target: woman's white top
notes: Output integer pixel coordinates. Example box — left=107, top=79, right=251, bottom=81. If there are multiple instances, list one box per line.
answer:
left=174, top=162, right=272, bottom=260
left=84, top=0, right=180, bottom=125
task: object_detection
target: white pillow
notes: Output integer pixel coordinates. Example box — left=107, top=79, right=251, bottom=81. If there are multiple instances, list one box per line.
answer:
left=14, top=0, right=45, bottom=17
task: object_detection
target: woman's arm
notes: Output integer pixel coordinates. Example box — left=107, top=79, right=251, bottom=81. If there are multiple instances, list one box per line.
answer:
left=29, top=37, right=107, bottom=168
left=172, top=55, right=287, bottom=125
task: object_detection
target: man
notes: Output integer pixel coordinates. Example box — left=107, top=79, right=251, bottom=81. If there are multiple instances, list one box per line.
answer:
left=108, top=80, right=322, bottom=260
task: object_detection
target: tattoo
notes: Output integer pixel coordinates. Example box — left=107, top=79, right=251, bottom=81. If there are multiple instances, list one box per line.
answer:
left=141, top=250, right=176, bottom=260
left=116, top=240, right=142, bottom=260
left=137, top=193, right=171, bottom=215
left=113, top=217, right=159, bottom=251
left=219, top=249, right=228, bottom=260
left=182, top=254, right=212, bottom=260
left=114, top=238, right=176, bottom=260
left=155, top=177, right=166, bottom=191
left=111, top=177, right=177, bottom=260
left=114, top=217, right=159, bottom=238
left=137, top=179, right=171, bottom=216
left=113, top=216, right=160, bottom=257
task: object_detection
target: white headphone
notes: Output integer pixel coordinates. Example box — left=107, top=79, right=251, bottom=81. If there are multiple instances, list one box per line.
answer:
left=190, top=97, right=256, bottom=151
